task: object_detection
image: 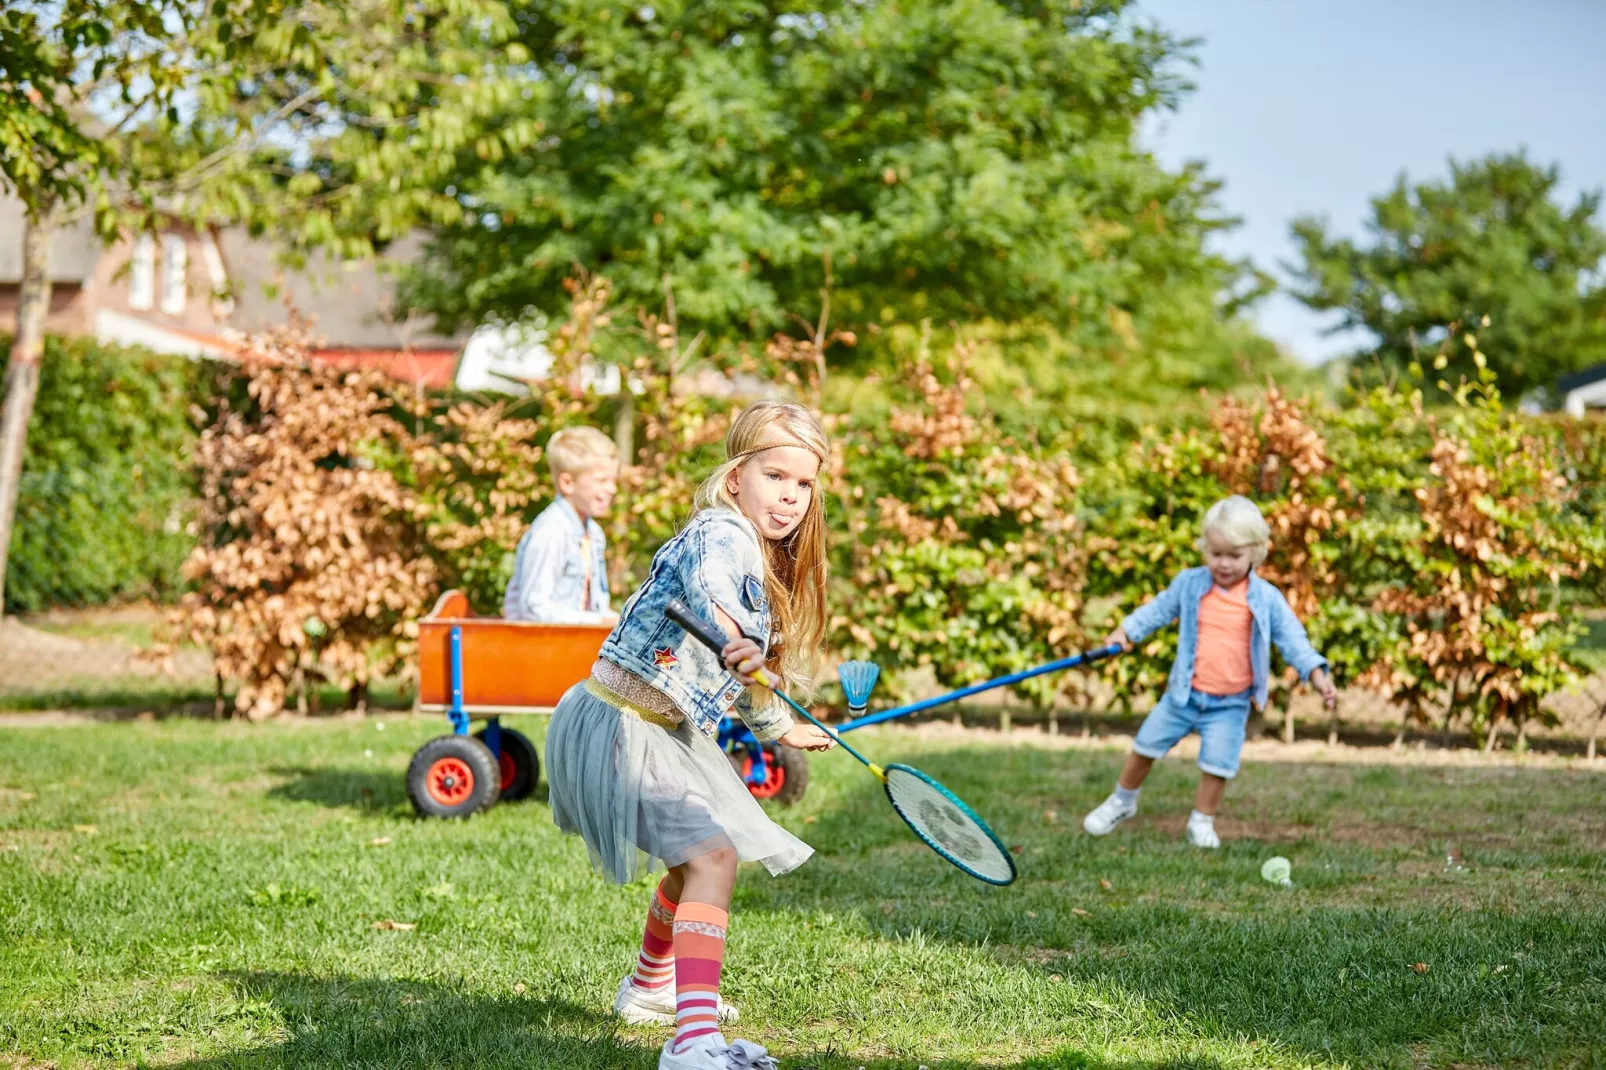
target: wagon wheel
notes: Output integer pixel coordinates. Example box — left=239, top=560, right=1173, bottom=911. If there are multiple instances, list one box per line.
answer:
left=407, top=736, right=501, bottom=818
left=474, top=726, right=540, bottom=802
left=730, top=741, right=808, bottom=806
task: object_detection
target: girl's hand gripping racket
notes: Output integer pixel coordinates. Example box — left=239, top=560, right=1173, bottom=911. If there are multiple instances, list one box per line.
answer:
left=665, top=599, right=1018, bottom=886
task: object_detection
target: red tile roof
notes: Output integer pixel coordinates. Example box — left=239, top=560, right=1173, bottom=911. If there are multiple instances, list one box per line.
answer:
left=310, top=347, right=462, bottom=390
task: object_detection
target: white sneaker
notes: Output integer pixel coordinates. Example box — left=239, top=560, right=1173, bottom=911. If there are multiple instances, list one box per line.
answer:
left=1185, top=818, right=1220, bottom=849
left=1082, top=793, right=1137, bottom=836
left=659, top=1036, right=777, bottom=1070
left=615, top=976, right=740, bottom=1026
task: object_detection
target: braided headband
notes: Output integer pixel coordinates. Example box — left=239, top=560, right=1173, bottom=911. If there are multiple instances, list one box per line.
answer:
left=728, top=440, right=826, bottom=465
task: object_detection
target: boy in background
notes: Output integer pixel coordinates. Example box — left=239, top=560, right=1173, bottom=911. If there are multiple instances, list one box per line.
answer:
left=503, top=426, right=620, bottom=625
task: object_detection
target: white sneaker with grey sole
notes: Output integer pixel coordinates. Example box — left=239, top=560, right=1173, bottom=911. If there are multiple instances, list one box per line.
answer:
left=658, top=1037, right=777, bottom=1070
left=1082, top=793, right=1137, bottom=836
left=614, top=976, right=740, bottom=1026
left=1185, top=819, right=1221, bottom=849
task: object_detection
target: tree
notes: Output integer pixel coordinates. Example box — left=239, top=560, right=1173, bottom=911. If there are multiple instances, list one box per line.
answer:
left=398, top=0, right=1255, bottom=354
left=0, top=0, right=528, bottom=608
left=1289, top=151, right=1606, bottom=400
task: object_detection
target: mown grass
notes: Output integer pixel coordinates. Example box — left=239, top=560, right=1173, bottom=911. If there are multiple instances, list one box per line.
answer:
left=1, top=716, right=1603, bottom=1069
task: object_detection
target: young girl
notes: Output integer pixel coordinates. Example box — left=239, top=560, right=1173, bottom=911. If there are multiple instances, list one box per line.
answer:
left=1083, top=495, right=1338, bottom=848
left=545, top=401, right=836, bottom=1070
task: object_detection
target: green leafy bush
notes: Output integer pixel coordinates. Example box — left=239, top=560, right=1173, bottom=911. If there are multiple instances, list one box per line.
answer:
left=1, top=335, right=200, bottom=613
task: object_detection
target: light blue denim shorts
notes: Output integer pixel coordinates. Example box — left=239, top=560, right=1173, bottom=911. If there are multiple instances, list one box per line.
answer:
left=1132, top=688, right=1254, bottom=779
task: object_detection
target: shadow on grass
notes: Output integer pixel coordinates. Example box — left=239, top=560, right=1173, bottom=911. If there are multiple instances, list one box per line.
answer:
left=265, top=765, right=551, bottom=812
left=266, top=766, right=409, bottom=811
left=154, top=971, right=1228, bottom=1070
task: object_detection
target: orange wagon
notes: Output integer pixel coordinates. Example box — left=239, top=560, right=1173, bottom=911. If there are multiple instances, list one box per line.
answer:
left=407, top=590, right=612, bottom=817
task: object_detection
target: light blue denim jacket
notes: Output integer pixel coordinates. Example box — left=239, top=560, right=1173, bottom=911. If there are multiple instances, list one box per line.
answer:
left=1120, top=567, right=1327, bottom=710
left=600, top=507, right=793, bottom=742
left=501, top=497, right=611, bottom=624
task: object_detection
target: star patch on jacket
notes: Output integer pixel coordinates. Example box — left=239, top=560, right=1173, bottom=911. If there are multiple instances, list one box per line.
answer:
left=653, top=646, right=678, bottom=669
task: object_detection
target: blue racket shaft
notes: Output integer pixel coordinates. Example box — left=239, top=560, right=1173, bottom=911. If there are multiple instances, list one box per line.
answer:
left=838, top=644, right=1123, bottom=732
left=665, top=599, right=888, bottom=778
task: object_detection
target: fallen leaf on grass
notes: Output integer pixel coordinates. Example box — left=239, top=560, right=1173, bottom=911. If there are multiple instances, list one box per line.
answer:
left=372, top=920, right=416, bottom=931
left=369, top=837, right=392, bottom=847
left=1043, top=810, right=1058, bottom=824
left=1009, top=844, right=1024, bottom=854
left=1410, top=962, right=1429, bottom=974
left=513, top=982, right=526, bottom=994
left=0, top=789, right=37, bottom=802
left=1071, top=908, right=1092, bottom=918
left=803, top=815, right=817, bottom=824
left=1099, top=878, right=1113, bottom=892
left=74, top=824, right=98, bottom=836
left=1026, top=911, right=1038, bottom=918
left=1048, top=974, right=1063, bottom=982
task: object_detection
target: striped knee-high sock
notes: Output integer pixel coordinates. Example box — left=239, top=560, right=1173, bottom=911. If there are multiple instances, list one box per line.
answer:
left=630, top=880, right=677, bottom=992
left=670, top=902, right=728, bottom=1054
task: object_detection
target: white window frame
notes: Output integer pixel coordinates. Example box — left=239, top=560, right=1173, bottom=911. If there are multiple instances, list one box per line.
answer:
left=160, top=233, right=188, bottom=315
left=129, top=234, right=156, bottom=310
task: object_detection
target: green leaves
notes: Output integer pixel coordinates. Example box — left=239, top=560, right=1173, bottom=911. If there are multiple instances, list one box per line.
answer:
left=395, top=0, right=1241, bottom=354
left=1290, top=151, right=1606, bottom=400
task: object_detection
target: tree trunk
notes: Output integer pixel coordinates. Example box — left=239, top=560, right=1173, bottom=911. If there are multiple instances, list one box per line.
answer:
left=0, top=209, right=56, bottom=612
left=614, top=390, right=635, bottom=465
left=1282, top=702, right=1295, bottom=744
left=1440, top=672, right=1464, bottom=736
left=1588, top=699, right=1604, bottom=762
left=1328, top=698, right=1341, bottom=747
left=1391, top=715, right=1408, bottom=752
left=999, top=707, right=1011, bottom=734
left=1482, top=716, right=1503, bottom=754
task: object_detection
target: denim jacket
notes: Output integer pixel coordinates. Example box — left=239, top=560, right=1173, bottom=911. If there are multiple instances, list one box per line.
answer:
left=502, top=497, right=611, bottom=624
left=1120, top=567, right=1327, bottom=709
left=600, top=507, right=793, bottom=742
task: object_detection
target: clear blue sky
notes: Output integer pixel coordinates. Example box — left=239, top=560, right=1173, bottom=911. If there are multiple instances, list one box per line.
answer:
left=1135, top=0, right=1606, bottom=364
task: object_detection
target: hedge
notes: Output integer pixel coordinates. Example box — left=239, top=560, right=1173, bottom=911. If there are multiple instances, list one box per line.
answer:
left=0, top=335, right=201, bottom=614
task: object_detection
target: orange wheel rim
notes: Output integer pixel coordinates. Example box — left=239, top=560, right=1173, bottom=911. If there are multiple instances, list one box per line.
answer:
left=427, top=757, right=474, bottom=805
left=741, top=754, right=786, bottom=799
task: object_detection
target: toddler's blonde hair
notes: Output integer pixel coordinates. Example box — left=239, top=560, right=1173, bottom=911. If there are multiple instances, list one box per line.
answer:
left=547, top=426, right=619, bottom=480
left=694, top=402, right=830, bottom=696
left=1200, top=495, right=1270, bottom=565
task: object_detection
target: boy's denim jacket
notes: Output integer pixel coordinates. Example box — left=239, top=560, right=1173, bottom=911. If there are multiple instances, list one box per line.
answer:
left=600, top=507, right=793, bottom=742
left=502, top=497, right=612, bottom=624
left=1120, top=567, right=1327, bottom=710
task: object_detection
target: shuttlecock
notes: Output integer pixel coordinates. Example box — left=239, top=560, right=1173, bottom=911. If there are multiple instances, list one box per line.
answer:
left=837, top=660, right=881, bottom=714
left=1261, top=856, right=1293, bottom=887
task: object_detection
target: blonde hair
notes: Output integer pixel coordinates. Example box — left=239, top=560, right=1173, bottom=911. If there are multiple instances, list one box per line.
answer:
left=694, top=402, right=830, bottom=696
left=547, top=425, right=619, bottom=480
left=1200, top=495, right=1270, bottom=565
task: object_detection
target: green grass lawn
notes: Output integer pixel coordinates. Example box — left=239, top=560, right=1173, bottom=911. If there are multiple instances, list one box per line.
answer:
left=1, top=717, right=1603, bottom=1070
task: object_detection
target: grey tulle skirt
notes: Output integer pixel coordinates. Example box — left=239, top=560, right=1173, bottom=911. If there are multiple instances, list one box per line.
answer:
left=545, top=681, right=813, bottom=884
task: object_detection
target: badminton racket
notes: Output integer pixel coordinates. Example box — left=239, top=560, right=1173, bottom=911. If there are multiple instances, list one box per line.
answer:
left=665, top=599, right=1017, bottom=886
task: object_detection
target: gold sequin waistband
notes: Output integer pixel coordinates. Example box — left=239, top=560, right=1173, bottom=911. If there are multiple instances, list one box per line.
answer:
left=584, top=678, right=681, bottom=732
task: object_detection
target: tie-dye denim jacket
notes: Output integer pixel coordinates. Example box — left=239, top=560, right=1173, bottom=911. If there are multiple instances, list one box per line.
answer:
left=600, top=507, right=792, bottom=741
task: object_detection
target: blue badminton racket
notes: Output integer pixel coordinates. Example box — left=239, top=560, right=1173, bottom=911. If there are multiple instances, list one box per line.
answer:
left=665, top=599, right=1016, bottom=886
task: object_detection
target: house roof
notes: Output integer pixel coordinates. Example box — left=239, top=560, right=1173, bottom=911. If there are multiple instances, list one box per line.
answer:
left=216, top=230, right=466, bottom=350
left=1557, top=364, right=1606, bottom=394
left=0, top=196, right=102, bottom=283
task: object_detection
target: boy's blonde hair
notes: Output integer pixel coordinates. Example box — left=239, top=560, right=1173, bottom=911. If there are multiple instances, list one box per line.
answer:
left=694, top=402, right=830, bottom=697
left=547, top=426, right=619, bottom=480
left=1200, top=495, right=1270, bottom=564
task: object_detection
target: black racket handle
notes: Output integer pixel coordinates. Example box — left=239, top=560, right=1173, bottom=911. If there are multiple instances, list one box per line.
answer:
left=666, top=598, right=735, bottom=656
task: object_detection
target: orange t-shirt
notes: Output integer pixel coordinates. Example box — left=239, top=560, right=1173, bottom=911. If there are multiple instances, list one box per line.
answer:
left=1192, top=580, right=1253, bottom=695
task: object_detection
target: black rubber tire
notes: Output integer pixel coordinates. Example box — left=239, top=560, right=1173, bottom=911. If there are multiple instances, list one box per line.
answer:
left=407, top=735, right=501, bottom=818
left=474, top=726, right=539, bottom=802
left=729, top=741, right=809, bottom=806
